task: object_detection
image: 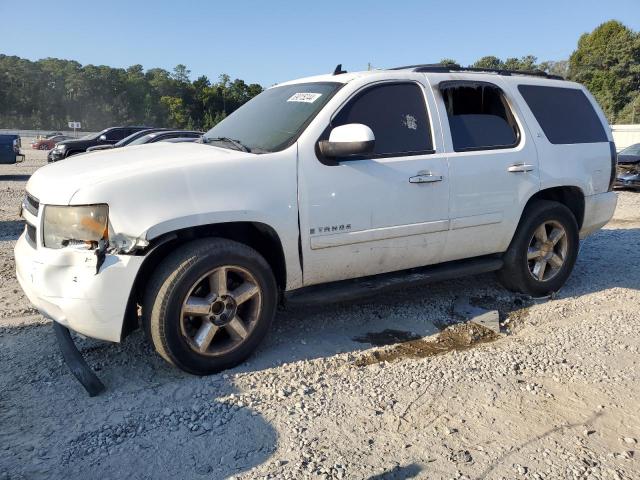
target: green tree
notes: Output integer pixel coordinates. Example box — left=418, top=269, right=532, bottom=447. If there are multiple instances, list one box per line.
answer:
left=568, top=20, right=640, bottom=122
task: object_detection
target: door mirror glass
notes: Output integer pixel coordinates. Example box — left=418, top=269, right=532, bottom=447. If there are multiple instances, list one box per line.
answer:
left=318, top=123, right=375, bottom=158
left=99, top=134, right=107, bottom=142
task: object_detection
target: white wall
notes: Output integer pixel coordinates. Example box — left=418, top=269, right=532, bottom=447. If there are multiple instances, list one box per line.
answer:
left=612, top=125, right=640, bottom=151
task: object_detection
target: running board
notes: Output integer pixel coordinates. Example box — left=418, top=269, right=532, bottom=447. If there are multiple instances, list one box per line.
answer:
left=285, top=256, right=504, bottom=306
left=53, top=322, right=106, bottom=397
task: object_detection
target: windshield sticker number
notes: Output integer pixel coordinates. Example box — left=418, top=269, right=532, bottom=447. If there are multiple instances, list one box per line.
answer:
left=287, top=93, right=323, bottom=103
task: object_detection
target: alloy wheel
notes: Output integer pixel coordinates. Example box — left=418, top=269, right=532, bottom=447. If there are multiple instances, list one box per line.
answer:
left=179, top=265, right=262, bottom=356
left=526, top=220, right=568, bottom=282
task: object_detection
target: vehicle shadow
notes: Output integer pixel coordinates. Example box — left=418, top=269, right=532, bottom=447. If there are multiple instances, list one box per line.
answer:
left=0, top=174, right=31, bottom=181
left=0, top=220, right=24, bottom=241
left=0, top=323, right=278, bottom=479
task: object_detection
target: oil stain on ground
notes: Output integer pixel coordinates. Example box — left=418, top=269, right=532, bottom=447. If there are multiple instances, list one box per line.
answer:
left=353, top=323, right=500, bottom=367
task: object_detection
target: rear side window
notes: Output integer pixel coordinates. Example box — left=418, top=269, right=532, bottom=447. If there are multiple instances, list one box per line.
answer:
left=332, top=83, right=433, bottom=156
left=518, top=85, right=607, bottom=144
left=440, top=81, right=519, bottom=152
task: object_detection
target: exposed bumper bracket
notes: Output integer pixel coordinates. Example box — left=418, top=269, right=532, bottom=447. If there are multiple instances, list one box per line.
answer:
left=53, top=322, right=106, bottom=397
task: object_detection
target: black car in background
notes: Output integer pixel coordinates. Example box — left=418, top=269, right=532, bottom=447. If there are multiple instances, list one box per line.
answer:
left=85, top=128, right=172, bottom=152
left=615, top=143, right=640, bottom=189
left=48, top=126, right=151, bottom=162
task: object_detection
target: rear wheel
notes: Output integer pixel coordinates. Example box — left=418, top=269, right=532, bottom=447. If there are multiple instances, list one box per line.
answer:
left=497, top=200, right=579, bottom=297
left=143, top=238, right=277, bottom=375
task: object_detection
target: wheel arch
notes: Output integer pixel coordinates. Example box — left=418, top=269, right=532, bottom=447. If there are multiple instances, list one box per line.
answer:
left=522, top=186, right=585, bottom=229
left=120, top=221, right=287, bottom=340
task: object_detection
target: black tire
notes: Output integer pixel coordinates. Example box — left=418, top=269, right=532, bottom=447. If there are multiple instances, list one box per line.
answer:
left=497, top=200, right=579, bottom=297
left=142, top=238, right=277, bottom=375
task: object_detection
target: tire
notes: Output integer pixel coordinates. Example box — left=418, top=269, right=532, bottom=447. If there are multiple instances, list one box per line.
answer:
left=143, top=238, right=278, bottom=375
left=497, top=200, right=579, bottom=297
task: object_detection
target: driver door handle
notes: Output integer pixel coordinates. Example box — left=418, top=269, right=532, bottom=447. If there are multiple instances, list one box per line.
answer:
left=508, top=163, right=535, bottom=173
left=409, top=172, right=443, bottom=184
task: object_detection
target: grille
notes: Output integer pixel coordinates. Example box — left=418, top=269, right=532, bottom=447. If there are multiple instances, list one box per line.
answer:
left=23, top=193, right=39, bottom=217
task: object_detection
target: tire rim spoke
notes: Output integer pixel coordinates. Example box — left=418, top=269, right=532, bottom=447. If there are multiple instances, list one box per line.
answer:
left=527, top=247, right=542, bottom=260
left=532, top=259, right=547, bottom=281
left=548, top=253, right=564, bottom=269
left=184, top=296, right=211, bottom=316
left=209, top=267, right=227, bottom=295
left=231, top=282, right=259, bottom=305
left=549, top=227, right=565, bottom=246
left=226, top=315, right=249, bottom=340
left=534, top=224, right=548, bottom=243
left=194, top=321, right=220, bottom=352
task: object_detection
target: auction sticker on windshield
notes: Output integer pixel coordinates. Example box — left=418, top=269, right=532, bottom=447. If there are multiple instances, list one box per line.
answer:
left=287, top=93, right=322, bottom=103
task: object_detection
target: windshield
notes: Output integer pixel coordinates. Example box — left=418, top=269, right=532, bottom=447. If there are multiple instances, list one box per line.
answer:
left=115, top=129, right=153, bottom=147
left=620, top=143, right=640, bottom=155
left=203, top=82, right=342, bottom=153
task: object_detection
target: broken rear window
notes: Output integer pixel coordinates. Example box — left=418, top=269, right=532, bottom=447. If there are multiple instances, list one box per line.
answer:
left=440, top=81, right=519, bottom=152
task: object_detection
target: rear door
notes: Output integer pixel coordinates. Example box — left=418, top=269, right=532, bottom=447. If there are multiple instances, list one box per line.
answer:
left=431, top=76, right=540, bottom=261
left=298, top=80, right=450, bottom=286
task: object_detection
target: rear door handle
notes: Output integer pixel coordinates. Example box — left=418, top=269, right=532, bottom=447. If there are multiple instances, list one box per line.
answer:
left=508, top=163, right=535, bottom=173
left=409, top=173, right=443, bottom=184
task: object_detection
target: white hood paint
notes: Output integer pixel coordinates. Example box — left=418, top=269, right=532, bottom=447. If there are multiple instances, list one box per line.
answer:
left=27, top=143, right=243, bottom=205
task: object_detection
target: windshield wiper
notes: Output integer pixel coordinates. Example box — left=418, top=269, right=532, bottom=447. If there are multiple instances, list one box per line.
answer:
left=203, top=136, right=251, bottom=152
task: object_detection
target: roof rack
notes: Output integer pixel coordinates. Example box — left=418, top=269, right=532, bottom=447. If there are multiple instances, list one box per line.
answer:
left=390, top=63, right=564, bottom=80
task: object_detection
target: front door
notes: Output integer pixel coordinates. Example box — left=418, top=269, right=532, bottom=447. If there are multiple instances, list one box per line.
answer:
left=298, top=80, right=450, bottom=286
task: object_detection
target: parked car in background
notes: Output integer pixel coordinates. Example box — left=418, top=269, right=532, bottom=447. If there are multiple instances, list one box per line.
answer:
left=31, top=135, right=72, bottom=150
left=0, top=134, right=23, bottom=164
left=615, top=143, right=640, bottom=189
left=48, top=126, right=152, bottom=161
left=126, top=130, right=203, bottom=146
left=86, top=128, right=171, bottom=152
left=161, top=137, right=201, bottom=143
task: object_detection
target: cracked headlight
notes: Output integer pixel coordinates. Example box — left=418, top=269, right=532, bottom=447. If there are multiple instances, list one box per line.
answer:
left=43, top=205, right=109, bottom=249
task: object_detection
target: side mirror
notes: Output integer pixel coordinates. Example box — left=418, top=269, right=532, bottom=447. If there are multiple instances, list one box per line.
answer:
left=318, top=123, right=375, bottom=159
left=99, top=134, right=107, bottom=142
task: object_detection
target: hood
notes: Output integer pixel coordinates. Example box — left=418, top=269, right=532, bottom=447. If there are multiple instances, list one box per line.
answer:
left=27, top=142, right=249, bottom=204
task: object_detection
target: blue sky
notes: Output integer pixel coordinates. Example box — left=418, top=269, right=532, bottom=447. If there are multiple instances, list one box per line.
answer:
left=1, top=0, right=638, bottom=86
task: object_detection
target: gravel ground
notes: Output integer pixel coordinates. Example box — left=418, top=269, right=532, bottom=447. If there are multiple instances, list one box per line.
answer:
left=0, top=145, right=638, bottom=480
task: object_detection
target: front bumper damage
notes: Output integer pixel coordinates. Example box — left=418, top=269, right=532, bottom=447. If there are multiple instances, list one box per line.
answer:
left=15, top=233, right=144, bottom=342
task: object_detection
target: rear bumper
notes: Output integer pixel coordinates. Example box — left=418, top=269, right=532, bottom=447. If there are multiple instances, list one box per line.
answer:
left=579, top=191, right=617, bottom=239
left=14, top=232, right=144, bottom=342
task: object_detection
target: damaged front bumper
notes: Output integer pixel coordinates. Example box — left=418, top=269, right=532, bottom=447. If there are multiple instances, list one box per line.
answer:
left=14, top=231, right=144, bottom=342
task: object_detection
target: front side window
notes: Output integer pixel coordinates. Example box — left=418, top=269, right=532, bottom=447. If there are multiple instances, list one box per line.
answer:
left=203, top=82, right=342, bottom=153
left=104, top=128, right=126, bottom=141
left=331, top=83, right=433, bottom=156
left=441, top=82, right=519, bottom=152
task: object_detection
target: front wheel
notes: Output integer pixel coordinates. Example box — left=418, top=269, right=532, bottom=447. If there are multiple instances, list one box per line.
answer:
left=143, top=238, right=277, bottom=375
left=497, top=200, right=579, bottom=297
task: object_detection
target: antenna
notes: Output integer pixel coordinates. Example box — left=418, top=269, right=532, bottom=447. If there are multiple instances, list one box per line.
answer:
left=333, top=64, right=347, bottom=75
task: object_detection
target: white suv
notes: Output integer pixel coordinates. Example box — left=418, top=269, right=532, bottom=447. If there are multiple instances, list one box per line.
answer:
left=16, top=64, right=617, bottom=375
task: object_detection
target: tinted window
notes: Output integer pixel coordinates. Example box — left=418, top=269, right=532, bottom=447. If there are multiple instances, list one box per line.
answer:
left=104, top=128, right=127, bottom=141
left=441, top=82, right=519, bottom=151
left=518, top=85, right=607, bottom=144
left=332, top=83, right=433, bottom=156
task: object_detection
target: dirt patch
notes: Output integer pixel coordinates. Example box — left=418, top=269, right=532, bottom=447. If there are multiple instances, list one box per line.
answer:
left=354, top=322, right=500, bottom=366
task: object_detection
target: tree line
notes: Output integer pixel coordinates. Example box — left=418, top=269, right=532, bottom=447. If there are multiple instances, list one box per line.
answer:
left=0, top=20, right=637, bottom=131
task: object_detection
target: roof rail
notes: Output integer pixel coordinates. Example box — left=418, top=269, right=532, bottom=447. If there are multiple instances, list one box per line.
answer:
left=390, top=63, right=564, bottom=80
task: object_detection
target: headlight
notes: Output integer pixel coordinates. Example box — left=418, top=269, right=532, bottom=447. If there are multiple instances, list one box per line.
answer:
left=43, top=205, right=109, bottom=249
left=54, top=144, right=66, bottom=151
